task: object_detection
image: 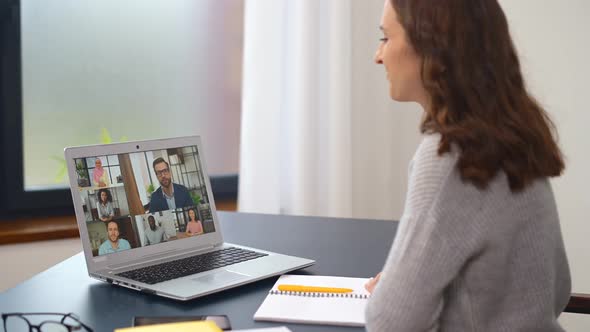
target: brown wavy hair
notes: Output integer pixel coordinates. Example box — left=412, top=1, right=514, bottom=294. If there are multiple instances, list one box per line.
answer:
left=390, top=0, right=564, bottom=191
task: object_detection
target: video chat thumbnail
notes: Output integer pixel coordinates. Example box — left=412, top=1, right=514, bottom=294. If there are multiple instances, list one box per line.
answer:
left=74, top=146, right=216, bottom=257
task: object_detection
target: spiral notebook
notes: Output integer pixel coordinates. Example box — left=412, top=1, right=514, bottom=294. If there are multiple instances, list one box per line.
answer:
left=254, top=275, right=370, bottom=327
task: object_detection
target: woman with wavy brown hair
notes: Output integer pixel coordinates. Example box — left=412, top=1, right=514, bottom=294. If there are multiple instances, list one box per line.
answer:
left=364, top=0, right=571, bottom=331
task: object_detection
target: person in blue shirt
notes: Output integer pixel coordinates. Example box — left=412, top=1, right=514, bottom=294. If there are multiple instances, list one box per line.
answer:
left=98, top=220, right=131, bottom=256
left=149, top=157, right=194, bottom=213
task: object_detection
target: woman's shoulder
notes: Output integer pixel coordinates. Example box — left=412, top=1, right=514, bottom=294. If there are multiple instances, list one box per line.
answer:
left=413, top=133, right=457, bottom=166
left=404, top=134, right=459, bottom=216
left=409, top=134, right=459, bottom=187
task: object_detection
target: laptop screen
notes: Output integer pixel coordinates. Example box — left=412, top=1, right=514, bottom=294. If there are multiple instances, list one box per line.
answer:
left=73, top=145, right=215, bottom=257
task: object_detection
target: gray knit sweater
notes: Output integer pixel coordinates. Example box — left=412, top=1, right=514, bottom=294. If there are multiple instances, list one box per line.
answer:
left=365, top=134, right=571, bottom=331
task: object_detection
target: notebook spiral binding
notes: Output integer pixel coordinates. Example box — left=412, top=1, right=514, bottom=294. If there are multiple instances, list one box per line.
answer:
left=269, top=289, right=369, bottom=299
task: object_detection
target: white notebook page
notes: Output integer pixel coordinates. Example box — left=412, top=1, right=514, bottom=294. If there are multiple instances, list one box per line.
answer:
left=254, top=275, right=370, bottom=327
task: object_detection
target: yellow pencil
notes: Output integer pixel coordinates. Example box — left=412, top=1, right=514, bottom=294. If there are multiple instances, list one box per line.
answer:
left=277, top=284, right=353, bottom=293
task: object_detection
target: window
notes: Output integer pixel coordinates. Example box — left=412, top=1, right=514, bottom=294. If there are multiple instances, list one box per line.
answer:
left=0, top=0, right=243, bottom=217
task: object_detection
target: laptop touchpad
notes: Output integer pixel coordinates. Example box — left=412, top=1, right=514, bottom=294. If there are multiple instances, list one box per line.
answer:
left=192, top=270, right=251, bottom=284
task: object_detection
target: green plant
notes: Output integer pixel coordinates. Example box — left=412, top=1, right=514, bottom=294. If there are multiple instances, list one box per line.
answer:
left=100, top=128, right=128, bottom=144
left=146, top=183, right=155, bottom=196
left=190, top=192, right=202, bottom=206
left=75, top=161, right=88, bottom=179
left=51, top=156, right=68, bottom=183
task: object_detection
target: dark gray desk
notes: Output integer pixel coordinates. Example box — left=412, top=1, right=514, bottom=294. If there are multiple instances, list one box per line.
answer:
left=0, top=212, right=398, bottom=331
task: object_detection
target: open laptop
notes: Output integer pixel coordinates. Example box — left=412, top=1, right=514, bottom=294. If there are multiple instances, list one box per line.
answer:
left=65, top=136, right=314, bottom=301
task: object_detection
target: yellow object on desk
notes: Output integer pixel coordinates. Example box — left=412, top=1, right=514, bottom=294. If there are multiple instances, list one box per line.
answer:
left=114, top=320, right=222, bottom=332
left=277, top=284, right=353, bottom=293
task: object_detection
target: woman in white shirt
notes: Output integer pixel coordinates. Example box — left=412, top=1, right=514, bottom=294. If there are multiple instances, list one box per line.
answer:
left=97, top=188, right=114, bottom=222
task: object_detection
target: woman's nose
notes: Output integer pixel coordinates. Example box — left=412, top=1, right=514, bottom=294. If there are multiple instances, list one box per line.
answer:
left=374, top=48, right=383, bottom=64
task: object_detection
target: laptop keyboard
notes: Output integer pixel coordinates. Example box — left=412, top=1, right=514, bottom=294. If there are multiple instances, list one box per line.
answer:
left=116, top=247, right=268, bottom=285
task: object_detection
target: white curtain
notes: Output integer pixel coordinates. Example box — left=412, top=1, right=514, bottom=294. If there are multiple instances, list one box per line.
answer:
left=239, top=0, right=423, bottom=219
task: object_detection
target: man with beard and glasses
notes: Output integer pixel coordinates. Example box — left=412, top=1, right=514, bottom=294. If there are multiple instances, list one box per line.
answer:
left=149, top=157, right=194, bottom=213
left=143, top=215, right=166, bottom=245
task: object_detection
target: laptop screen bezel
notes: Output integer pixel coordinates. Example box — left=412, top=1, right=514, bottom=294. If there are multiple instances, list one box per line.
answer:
left=64, top=136, right=224, bottom=273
